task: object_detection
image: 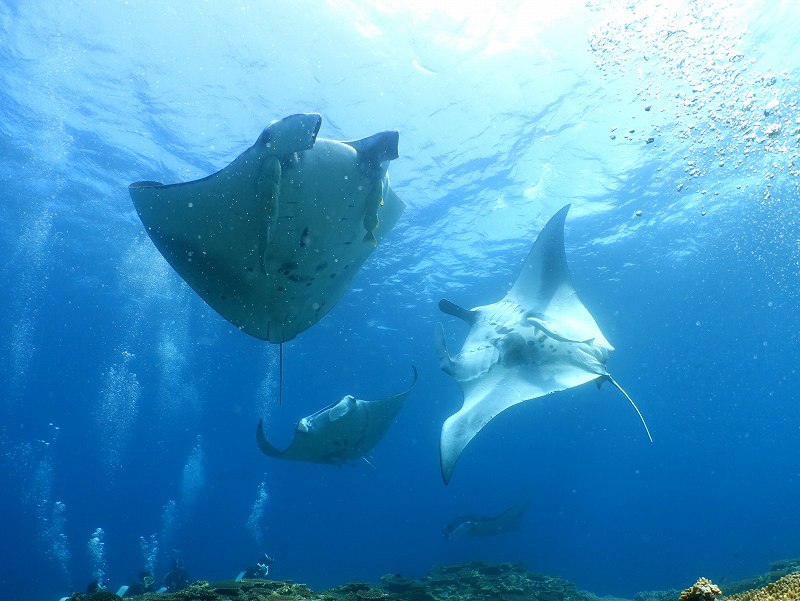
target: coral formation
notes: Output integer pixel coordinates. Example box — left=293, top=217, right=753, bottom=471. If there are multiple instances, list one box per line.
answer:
left=723, top=572, right=800, bottom=601
left=633, top=589, right=681, bottom=601
left=633, top=591, right=681, bottom=601
left=420, top=561, right=588, bottom=601
left=65, top=562, right=600, bottom=601
left=721, top=557, right=800, bottom=596
left=678, top=578, right=722, bottom=601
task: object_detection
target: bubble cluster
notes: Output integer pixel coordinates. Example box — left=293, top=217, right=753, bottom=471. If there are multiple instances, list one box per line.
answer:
left=5, top=208, right=54, bottom=400
left=587, top=0, right=800, bottom=288
left=254, top=347, right=280, bottom=421
left=159, top=500, right=178, bottom=556
left=139, top=533, right=158, bottom=576
left=87, top=527, right=107, bottom=585
left=117, top=238, right=173, bottom=304
left=46, top=501, right=71, bottom=581
left=155, top=292, right=200, bottom=423
left=180, top=437, right=205, bottom=515
left=95, top=348, right=141, bottom=477
left=590, top=0, right=798, bottom=179
left=246, top=477, right=270, bottom=546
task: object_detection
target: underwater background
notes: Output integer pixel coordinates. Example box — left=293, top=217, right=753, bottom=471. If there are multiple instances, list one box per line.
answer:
left=1, top=1, right=799, bottom=600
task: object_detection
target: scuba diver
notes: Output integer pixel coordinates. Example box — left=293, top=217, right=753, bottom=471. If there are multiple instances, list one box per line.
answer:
left=236, top=553, right=275, bottom=580
left=162, top=559, right=191, bottom=593
left=85, top=578, right=106, bottom=593
left=120, top=570, right=155, bottom=596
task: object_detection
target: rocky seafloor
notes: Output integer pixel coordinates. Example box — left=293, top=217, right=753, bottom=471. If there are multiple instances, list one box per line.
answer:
left=64, top=557, right=800, bottom=601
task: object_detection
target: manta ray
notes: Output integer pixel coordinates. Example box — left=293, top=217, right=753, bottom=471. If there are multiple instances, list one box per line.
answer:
left=129, top=113, right=405, bottom=344
left=256, top=367, right=418, bottom=464
left=443, top=494, right=532, bottom=538
left=436, top=204, right=653, bottom=484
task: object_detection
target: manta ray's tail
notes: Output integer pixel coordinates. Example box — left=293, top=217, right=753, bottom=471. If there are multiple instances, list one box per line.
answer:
left=605, top=376, right=654, bottom=443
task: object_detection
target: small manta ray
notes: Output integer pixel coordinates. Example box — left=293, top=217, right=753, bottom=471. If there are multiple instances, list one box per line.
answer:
left=443, top=494, right=532, bottom=539
left=129, top=113, right=405, bottom=344
left=436, top=204, right=653, bottom=484
left=256, top=367, right=418, bottom=464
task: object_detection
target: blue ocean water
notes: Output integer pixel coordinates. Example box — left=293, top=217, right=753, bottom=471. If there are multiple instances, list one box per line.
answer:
left=1, top=0, right=799, bottom=599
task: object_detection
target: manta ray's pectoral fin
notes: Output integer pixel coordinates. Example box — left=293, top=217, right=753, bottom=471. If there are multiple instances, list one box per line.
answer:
left=439, top=299, right=477, bottom=324
left=440, top=408, right=485, bottom=486
left=601, top=375, right=654, bottom=443
left=256, top=418, right=291, bottom=458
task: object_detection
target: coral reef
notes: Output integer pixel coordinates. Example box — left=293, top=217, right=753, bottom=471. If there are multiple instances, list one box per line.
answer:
left=66, top=562, right=602, bottom=601
left=419, top=561, right=591, bottom=601
left=721, top=558, right=800, bottom=596
left=722, top=572, right=800, bottom=601
left=633, top=591, right=681, bottom=601
left=63, top=558, right=800, bottom=601
left=678, top=578, right=722, bottom=601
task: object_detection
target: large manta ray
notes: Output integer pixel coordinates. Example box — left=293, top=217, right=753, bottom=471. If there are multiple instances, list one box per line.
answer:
left=436, top=204, right=653, bottom=484
left=256, top=367, right=418, bottom=464
left=129, top=113, right=404, bottom=344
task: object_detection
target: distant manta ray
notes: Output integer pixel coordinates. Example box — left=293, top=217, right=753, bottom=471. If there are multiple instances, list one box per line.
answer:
left=436, top=204, right=653, bottom=484
left=443, top=494, right=532, bottom=538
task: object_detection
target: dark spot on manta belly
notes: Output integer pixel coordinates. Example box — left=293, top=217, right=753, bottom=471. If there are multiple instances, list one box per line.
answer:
left=278, top=262, right=298, bottom=275
left=499, top=333, right=535, bottom=367
left=315, top=261, right=328, bottom=272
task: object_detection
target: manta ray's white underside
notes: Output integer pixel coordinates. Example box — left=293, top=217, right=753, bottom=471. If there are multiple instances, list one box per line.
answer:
left=436, top=204, right=652, bottom=484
